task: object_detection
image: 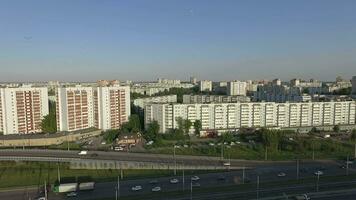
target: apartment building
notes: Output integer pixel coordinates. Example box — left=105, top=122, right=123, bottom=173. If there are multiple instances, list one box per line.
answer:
left=0, top=86, right=49, bottom=135
left=133, top=95, right=177, bottom=114
left=227, top=81, right=247, bottom=96
left=56, top=86, right=95, bottom=132
left=199, top=80, right=212, bottom=92
left=56, top=84, right=130, bottom=132
left=145, top=101, right=356, bottom=133
left=182, top=95, right=250, bottom=104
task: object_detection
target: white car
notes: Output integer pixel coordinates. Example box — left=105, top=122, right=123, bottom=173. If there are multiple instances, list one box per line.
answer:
left=170, top=178, right=179, bottom=184
left=131, top=185, right=142, bottom=191
left=101, top=141, right=106, bottom=145
left=314, top=170, right=324, bottom=176
left=151, top=186, right=161, bottom=192
left=223, top=162, right=231, bottom=166
left=78, top=151, right=87, bottom=155
left=277, top=172, right=286, bottom=177
left=209, top=143, right=215, bottom=146
left=114, top=146, right=124, bottom=151
left=66, top=192, right=77, bottom=197
left=191, top=176, right=200, bottom=181
left=36, top=197, right=46, bottom=200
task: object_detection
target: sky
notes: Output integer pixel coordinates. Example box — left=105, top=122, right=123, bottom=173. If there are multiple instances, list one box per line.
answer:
left=0, top=0, right=355, bottom=82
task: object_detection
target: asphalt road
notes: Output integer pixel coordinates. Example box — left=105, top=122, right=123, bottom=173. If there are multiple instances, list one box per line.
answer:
left=1, top=158, right=355, bottom=200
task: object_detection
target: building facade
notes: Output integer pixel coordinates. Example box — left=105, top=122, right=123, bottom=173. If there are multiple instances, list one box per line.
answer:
left=182, top=95, right=250, bottom=104
left=227, top=81, right=247, bottom=96
left=352, top=76, right=356, bottom=95
left=0, top=86, right=49, bottom=135
left=145, top=101, right=356, bottom=133
left=56, top=85, right=130, bottom=132
left=199, top=80, right=212, bottom=92
left=133, top=95, right=177, bottom=114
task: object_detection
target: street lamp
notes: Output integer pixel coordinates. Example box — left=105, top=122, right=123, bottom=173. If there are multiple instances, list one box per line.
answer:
left=173, top=145, right=180, bottom=175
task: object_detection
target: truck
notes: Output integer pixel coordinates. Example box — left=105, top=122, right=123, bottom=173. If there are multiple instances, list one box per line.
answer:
left=79, top=182, right=95, bottom=191
left=53, top=183, right=78, bottom=193
left=78, top=150, right=88, bottom=155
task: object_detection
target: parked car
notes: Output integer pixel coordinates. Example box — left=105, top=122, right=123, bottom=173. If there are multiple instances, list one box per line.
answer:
left=314, top=170, right=324, bottom=176
left=114, top=146, right=124, bottom=151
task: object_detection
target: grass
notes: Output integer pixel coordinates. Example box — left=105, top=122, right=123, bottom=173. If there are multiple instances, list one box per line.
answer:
left=0, top=161, right=217, bottom=189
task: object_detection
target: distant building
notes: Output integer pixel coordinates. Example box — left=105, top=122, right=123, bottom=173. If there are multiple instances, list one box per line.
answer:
left=116, top=132, right=142, bottom=146
left=227, top=81, right=247, bottom=96
left=133, top=95, right=177, bottom=114
left=0, top=86, right=49, bottom=135
left=190, top=77, right=197, bottom=85
left=199, top=80, right=212, bottom=92
left=145, top=101, right=356, bottom=134
left=352, top=76, right=356, bottom=94
left=182, top=95, right=250, bottom=104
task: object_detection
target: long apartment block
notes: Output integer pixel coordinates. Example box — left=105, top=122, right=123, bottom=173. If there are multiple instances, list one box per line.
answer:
left=145, top=101, right=356, bottom=133
left=0, top=86, right=49, bottom=135
left=56, top=85, right=130, bottom=132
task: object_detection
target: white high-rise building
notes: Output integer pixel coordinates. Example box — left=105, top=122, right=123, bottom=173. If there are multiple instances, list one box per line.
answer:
left=0, top=86, right=49, bottom=135
left=95, top=85, right=130, bottom=130
left=56, top=86, right=95, bottom=132
left=227, top=81, right=247, bottom=96
left=145, top=101, right=356, bottom=134
left=56, top=84, right=131, bottom=132
left=352, top=76, right=356, bottom=94
left=199, top=80, right=212, bottom=92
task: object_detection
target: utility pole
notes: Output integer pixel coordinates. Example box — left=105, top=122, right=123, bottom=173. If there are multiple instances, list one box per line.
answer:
left=296, top=159, right=299, bottom=180
left=182, top=164, right=185, bottom=191
left=190, top=179, right=193, bottom=200
left=44, top=181, right=47, bottom=200
left=173, top=145, right=177, bottom=175
left=242, top=166, right=245, bottom=184
left=312, top=143, right=315, bottom=160
left=67, top=133, right=70, bottom=151
left=57, top=162, right=61, bottom=183
left=316, top=174, right=320, bottom=192
left=220, top=144, right=224, bottom=160
left=346, top=154, right=350, bottom=176
left=256, top=175, right=260, bottom=199
left=354, top=143, right=356, bottom=159
left=117, top=176, right=120, bottom=199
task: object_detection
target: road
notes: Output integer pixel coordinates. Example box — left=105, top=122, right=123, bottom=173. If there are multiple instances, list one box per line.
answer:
left=1, top=157, right=355, bottom=200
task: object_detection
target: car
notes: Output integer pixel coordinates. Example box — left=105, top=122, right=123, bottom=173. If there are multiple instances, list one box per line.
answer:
left=191, top=176, right=200, bottom=181
left=101, top=141, right=106, bottom=145
left=151, top=186, right=161, bottom=192
left=314, top=170, right=324, bottom=176
left=78, top=151, right=87, bottom=155
left=223, top=162, right=231, bottom=166
left=131, top=185, right=142, bottom=191
left=114, top=146, right=124, bottom=151
left=294, top=194, right=310, bottom=200
left=209, top=143, right=215, bottom=146
left=66, top=192, right=77, bottom=197
left=217, top=175, right=226, bottom=181
left=146, top=141, right=154, bottom=145
left=149, top=180, right=158, bottom=184
left=192, top=183, right=201, bottom=188
left=36, top=197, right=46, bottom=200
left=340, top=165, right=346, bottom=169
left=277, top=172, right=286, bottom=177
left=170, top=178, right=179, bottom=184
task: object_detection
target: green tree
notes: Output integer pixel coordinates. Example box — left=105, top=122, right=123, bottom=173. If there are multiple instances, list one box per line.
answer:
left=194, top=120, right=202, bottom=136
left=219, top=132, right=234, bottom=143
left=145, top=121, right=160, bottom=141
left=40, top=101, right=57, bottom=133
left=350, top=129, right=356, bottom=142
left=127, top=114, right=141, bottom=133
left=183, top=119, right=192, bottom=135
left=333, top=125, right=340, bottom=133
left=103, top=129, right=119, bottom=143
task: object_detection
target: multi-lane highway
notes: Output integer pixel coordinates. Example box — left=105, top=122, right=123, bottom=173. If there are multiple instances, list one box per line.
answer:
left=0, top=151, right=354, bottom=200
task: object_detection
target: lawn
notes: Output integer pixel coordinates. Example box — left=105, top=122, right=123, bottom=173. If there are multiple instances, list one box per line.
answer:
left=0, top=161, right=215, bottom=189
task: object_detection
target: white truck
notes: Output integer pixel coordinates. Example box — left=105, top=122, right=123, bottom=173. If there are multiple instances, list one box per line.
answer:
left=79, top=182, right=95, bottom=191
left=55, top=183, right=78, bottom=193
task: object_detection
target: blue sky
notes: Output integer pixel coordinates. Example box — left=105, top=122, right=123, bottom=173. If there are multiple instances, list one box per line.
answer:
left=0, top=0, right=355, bottom=82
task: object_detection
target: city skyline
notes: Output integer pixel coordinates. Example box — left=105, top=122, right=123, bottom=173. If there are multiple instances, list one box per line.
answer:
left=0, top=0, right=356, bottom=82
